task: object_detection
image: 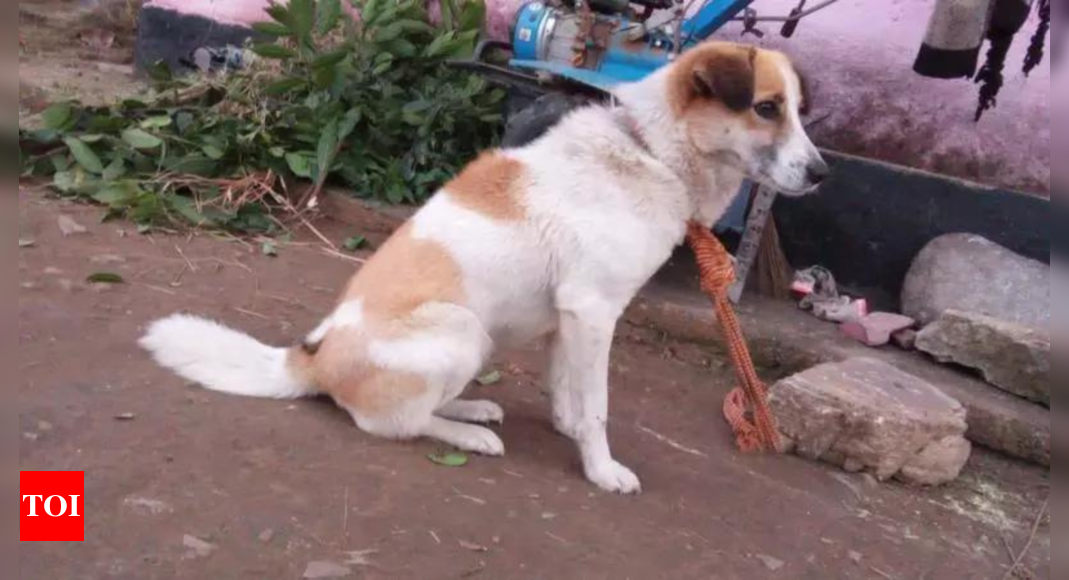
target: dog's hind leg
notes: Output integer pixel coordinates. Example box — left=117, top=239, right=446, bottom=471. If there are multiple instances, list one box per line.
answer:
left=435, top=399, right=504, bottom=424
left=330, top=303, right=502, bottom=454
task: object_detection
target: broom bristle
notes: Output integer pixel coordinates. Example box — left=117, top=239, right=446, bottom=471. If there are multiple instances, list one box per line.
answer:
left=754, top=215, right=794, bottom=300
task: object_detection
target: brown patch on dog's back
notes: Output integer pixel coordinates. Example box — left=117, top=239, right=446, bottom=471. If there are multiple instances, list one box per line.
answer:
left=308, top=223, right=465, bottom=415
left=342, top=222, right=465, bottom=320
left=444, top=152, right=527, bottom=221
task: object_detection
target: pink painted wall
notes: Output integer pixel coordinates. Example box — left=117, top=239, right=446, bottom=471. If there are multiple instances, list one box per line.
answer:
left=146, top=0, right=1051, bottom=194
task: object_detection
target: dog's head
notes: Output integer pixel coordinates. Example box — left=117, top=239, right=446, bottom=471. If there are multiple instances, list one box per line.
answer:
left=667, top=42, right=829, bottom=196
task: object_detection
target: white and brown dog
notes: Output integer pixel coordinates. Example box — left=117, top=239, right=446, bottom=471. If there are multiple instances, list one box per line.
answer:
left=140, top=41, right=828, bottom=494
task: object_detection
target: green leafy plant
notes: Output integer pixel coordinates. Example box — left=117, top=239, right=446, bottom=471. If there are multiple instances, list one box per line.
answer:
left=18, top=0, right=502, bottom=233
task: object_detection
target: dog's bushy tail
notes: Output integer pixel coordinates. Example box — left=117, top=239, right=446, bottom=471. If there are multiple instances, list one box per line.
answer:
left=139, top=314, right=315, bottom=399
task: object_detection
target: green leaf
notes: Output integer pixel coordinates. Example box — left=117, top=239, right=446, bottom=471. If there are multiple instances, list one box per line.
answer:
left=121, top=128, right=163, bottom=150
left=423, top=31, right=455, bottom=58
left=338, top=108, right=362, bottom=140
left=86, top=272, right=125, bottom=284
left=317, top=0, right=342, bottom=35
left=92, top=182, right=141, bottom=206
left=63, top=137, right=104, bottom=174
left=102, top=158, right=126, bottom=181
left=252, top=21, right=291, bottom=36
left=288, top=0, right=316, bottom=41
left=201, top=144, right=225, bottom=160
left=476, top=370, right=502, bottom=386
left=362, top=0, right=382, bottom=24
left=251, top=43, right=297, bottom=59
left=342, top=235, right=366, bottom=251
left=427, top=452, right=468, bottom=467
left=458, top=0, right=486, bottom=33
left=41, top=102, right=73, bottom=131
left=262, top=240, right=279, bottom=257
left=316, top=119, right=340, bottom=180
left=53, top=170, right=78, bottom=193
left=168, top=195, right=214, bottom=226
left=265, top=78, right=306, bottom=96
left=265, top=2, right=292, bottom=27
left=371, top=60, right=393, bottom=75
left=140, top=115, right=172, bottom=129
left=285, top=153, right=313, bottom=178
left=145, top=60, right=173, bottom=82
left=311, top=47, right=350, bottom=70
left=312, top=65, right=338, bottom=90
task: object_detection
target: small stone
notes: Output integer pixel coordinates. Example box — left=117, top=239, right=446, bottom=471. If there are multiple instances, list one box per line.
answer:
left=840, top=312, right=915, bottom=347
left=123, top=497, right=173, bottom=516
left=302, top=560, right=351, bottom=579
left=769, top=358, right=970, bottom=484
left=891, top=329, right=917, bottom=350
left=58, top=215, right=88, bottom=237
left=20, top=282, right=41, bottom=291
left=842, top=458, right=865, bottom=473
left=755, top=554, right=785, bottom=571
left=898, top=436, right=973, bottom=486
left=848, top=551, right=863, bottom=564
left=23, top=432, right=39, bottom=441
left=541, top=512, right=557, bottom=520
left=43, top=267, right=64, bottom=276
left=916, top=310, right=1049, bottom=405
left=37, top=420, right=53, bottom=432
left=182, top=535, right=216, bottom=558
left=458, top=539, right=488, bottom=552
left=90, top=254, right=126, bottom=265
left=902, top=234, right=1048, bottom=328
left=114, top=413, right=136, bottom=421
left=258, top=529, right=275, bottom=543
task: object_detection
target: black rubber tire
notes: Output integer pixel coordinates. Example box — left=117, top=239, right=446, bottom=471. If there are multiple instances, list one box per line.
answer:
left=501, top=92, right=590, bottom=148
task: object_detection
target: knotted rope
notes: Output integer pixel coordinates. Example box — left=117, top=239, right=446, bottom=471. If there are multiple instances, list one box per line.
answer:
left=686, top=221, right=782, bottom=453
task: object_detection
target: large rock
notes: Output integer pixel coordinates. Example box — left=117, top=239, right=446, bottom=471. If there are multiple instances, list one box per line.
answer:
left=769, top=357, right=971, bottom=485
left=916, top=310, right=1050, bottom=406
left=901, top=234, right=1049, bottom=329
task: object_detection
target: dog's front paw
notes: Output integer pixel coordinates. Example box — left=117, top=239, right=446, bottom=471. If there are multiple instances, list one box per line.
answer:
left=585, top=460, right=642, bottom=494
left=461, top=426, right=506, bottom=456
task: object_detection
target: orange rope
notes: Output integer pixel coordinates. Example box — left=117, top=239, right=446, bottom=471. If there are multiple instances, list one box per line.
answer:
left=687, top=221, right=782, bottom=454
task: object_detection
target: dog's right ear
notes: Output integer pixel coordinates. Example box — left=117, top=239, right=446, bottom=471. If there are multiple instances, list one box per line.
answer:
left=690, top=46, right=756, bottom=112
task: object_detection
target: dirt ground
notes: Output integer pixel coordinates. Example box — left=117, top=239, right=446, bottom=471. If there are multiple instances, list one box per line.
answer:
left=18, top=191, right=1050, bottom=579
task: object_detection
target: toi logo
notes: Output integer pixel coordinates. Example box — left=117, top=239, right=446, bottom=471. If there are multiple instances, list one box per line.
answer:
left=20, top=471, right=85, bottom=542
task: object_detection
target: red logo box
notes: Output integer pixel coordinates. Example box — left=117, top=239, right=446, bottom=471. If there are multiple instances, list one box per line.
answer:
left=20, top=471, right=84, bottom=542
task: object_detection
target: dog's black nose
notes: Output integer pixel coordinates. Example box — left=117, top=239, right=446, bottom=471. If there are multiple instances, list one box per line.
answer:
left=806, top=159, right=831, bottom=185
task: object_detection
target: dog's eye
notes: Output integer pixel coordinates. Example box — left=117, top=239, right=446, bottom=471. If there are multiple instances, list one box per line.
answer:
left=754, top=101, right=780, bottom=120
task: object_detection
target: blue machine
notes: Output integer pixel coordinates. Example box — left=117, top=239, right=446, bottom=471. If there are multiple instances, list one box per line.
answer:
left=508, top=0, right=755, bottom=91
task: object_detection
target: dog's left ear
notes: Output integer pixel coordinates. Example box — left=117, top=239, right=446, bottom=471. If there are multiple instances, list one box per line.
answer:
left=691, top=47, right=756, bottom=112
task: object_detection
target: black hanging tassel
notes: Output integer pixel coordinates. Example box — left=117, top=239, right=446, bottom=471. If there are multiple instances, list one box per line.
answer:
left=1023, top=0, right=1051, bottom=75
left=974, top=32, right=1013, bottom=121
left=974, top=0, right=1033, bottom=122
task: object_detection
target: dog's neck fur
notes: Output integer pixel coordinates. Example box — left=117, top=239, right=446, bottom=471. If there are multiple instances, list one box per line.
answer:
left=612, top=70, right=745, bottom=228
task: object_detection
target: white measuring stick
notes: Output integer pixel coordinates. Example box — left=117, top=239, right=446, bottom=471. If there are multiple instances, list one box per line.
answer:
left=728, top=184, right=778, bottom=304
